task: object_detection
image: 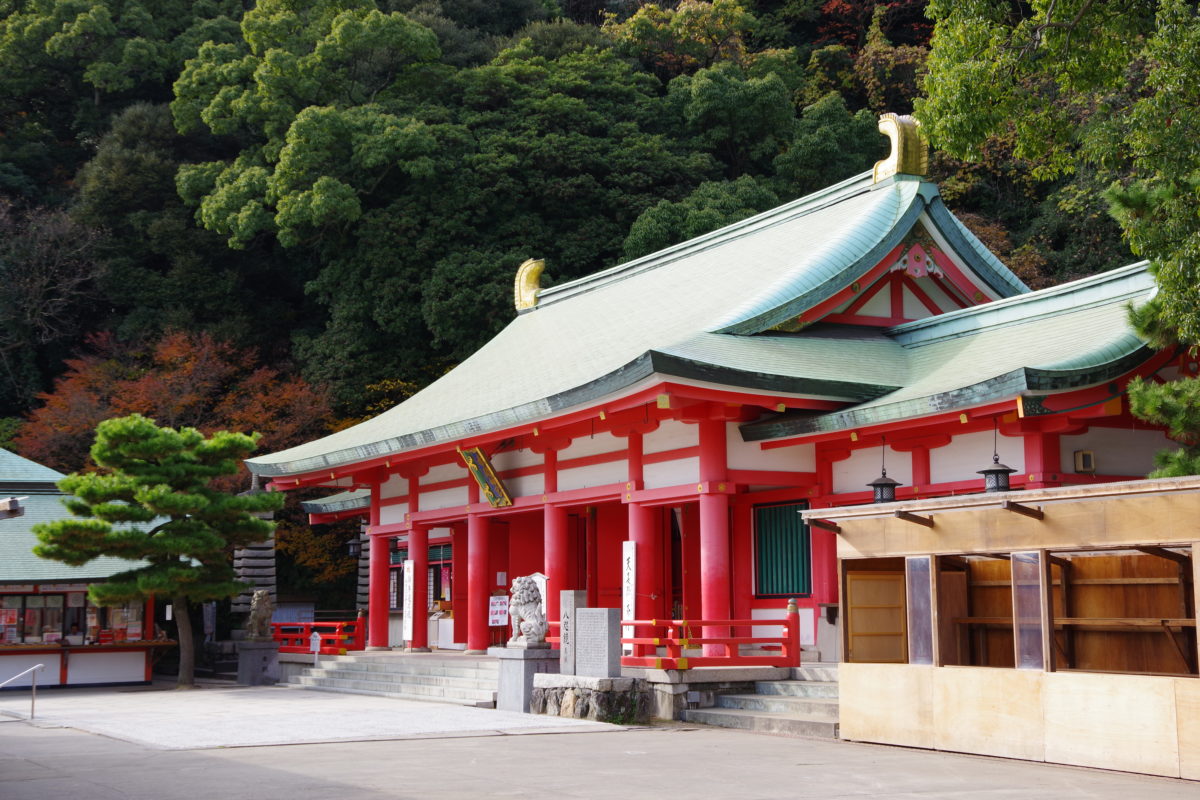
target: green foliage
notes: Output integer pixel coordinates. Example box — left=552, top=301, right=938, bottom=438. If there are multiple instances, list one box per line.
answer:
left=667, top=61, right=794, bottom=178
left=623, top=175, right=780, bottom=260
left=33, top=414, right=285, bottom=685
left=1127, top=376, right=1200, bottom=477
left=604, top=0, right=758, bottom=80
left=773, top=91, right=884, bottom=197
left=0, top=0, right=244, bottom=203
left=76, top=103, right=317, bottom=351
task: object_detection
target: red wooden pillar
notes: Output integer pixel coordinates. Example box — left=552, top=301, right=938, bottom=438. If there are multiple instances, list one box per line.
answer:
left=466, top=480, right=490, bottom=653
left=626, top=430, right=662, bottom=654
left=1024, top=430, right=1062, bottom=488
left=585, top=506, right=599, bottom=608
left=367, top=479, right=389, bottom=649
left=451, top=522, right=468, bottom=644
left=408, top=525, right=430, bottom=651
left=698, top=417, right=731, bottom=655
left=543, top=449, right=569, bottom=624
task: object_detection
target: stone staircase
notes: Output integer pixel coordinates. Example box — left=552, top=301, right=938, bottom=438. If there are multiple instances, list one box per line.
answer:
left=286, top=653, right=499, bottom=708
left=680, top=663, right=839, bottom=738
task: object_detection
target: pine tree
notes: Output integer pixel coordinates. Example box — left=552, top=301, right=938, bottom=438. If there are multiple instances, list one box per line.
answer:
left=33, top=414, right=284, bottom=688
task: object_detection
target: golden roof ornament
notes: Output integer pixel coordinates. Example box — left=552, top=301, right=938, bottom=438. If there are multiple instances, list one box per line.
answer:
left=514, top=258, right=545, bottom=311
left=873, top=113, right=927, bottom=183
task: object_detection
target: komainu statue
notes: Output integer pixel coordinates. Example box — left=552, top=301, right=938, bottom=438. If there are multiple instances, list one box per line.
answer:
left=246, top=589, right=275, bottom=641
left=507, top=576, right=547, bottom=647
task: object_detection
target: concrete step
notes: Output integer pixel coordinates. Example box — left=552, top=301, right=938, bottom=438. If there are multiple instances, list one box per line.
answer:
left=290, top=675, right=496, bottom=705
left=755, top=679, right=838, bottom=699
left=285, top=681, right=495, bottom=708
left=326, top=661, right=498, bottom=679
left=716, top=693, right=839, bottom=719
left=304, top=667, right=496, bottom=689
left=681, top=707, right=840, bottom=739
left=791, top=663, right=838, bottom=682
left=336, top=655, right=498, bottom=671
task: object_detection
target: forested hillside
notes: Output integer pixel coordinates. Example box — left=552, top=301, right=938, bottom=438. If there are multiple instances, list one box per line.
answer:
left=0, top=0, right=1140, bottom=599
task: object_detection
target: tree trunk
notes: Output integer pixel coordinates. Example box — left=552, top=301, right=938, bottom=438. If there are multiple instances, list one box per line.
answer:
left=173, top=595, right=195, bottom=689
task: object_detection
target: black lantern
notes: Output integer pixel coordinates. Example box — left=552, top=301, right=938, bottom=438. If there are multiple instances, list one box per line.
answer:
left=868, top=438, right=901, bottom=503
left=978, top=453, right=1016, bottom=492
left=868, top=470, right=900, bottom=503
left=347, top=521, right=367, bottom=558
left=978, top=421, right=1016, bottom=492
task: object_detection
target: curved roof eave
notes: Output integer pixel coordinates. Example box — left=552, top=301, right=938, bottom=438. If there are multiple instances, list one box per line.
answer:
left=301, top=489, right=370, bottom=516
left=923, top=195, right=1029, bottom=297
left=712, top=181, right=928, bottom=335
left=740, top=342, right=1155, bottom=442
left=247, top=346, right=898, bottom=478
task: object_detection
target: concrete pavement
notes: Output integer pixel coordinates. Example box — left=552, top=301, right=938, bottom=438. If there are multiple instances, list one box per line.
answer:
left=1, top=682, right=1196, bottom=799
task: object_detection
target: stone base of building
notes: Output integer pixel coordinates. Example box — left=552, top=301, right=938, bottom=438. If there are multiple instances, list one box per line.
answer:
left=531, top=674, right=651, bottom=724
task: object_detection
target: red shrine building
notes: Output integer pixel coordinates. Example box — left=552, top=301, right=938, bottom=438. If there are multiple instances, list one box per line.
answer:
left=247, top=114, right=1178, bottom=663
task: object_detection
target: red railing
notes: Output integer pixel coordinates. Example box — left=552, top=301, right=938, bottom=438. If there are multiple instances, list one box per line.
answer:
left=620, top=601, right=801, bottom=670
left=272, top=620, right=366, bottom=655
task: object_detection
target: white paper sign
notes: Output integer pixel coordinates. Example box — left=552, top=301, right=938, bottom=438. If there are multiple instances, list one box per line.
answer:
left=402, top=559, right=415, bottom=642
left=621, top=540, right=636, bottom=654
left=488, top=595, right=509, bottom=627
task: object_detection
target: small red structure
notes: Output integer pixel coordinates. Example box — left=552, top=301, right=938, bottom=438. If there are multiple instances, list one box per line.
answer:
left=272, top=620, right=365, bottom=655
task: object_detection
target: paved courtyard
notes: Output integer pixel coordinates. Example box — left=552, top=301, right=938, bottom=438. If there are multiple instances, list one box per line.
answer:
left=1, top=682, right=1196, bottom=799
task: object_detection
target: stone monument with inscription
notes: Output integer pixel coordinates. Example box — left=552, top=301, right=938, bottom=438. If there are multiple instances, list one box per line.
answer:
left=559, top=589, right=587, bottom=675
left=530, top=606, right=649, bottom=723
left=575, top=607, right=621, bottom=678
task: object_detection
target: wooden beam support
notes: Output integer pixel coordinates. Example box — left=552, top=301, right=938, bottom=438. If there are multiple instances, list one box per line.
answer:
left=1136, top=546, right=1191, bottom=565
left=1002, top=500, right=1044, bottom=520
left=895, top=509, right=934, bottom=528
left=809, top=518, right=842, bottom=534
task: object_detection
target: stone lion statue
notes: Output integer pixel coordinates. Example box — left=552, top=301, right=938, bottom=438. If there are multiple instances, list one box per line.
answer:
left=246, top=589, right=275, bottom=641
left=508, top=576, right=547, bottom=646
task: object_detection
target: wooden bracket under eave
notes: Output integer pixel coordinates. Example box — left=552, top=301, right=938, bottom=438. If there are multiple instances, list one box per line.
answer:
left=1002, top=500, right=1044, bottom=520
left=895, top=509, right=934, bottom=527
left=809, top=518, right=842, bottom=534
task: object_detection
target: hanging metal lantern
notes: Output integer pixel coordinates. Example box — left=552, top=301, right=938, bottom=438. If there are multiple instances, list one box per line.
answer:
left=979, top=420, right=1016, bottom=492
left=978, top=454, right=1017, bottom=492
left=868, top=469, right=901, bottom=503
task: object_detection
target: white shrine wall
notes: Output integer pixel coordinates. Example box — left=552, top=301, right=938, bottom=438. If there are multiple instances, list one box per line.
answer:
left=929, top=430, right=1023, bottom=485
left=727, top=425, right=815, bottom=471
left=379, top=500, right=408, bottom=526
left=644, top=419, right=696, bottom=453
left=833, top=445, right=913, bottom=494
left=1059, top=427, right=1174, bottom=477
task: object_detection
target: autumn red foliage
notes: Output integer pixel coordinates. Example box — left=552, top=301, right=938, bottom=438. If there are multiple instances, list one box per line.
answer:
left=15, top=331, right=333, bottom=475
left=818, top=0, right=931, bottom=50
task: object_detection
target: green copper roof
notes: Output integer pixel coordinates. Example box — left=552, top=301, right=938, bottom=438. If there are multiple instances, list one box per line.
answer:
left=301, top=489, right=369, bottom=515
left=0, top=450, right=151, bottom=584
left=248, top=172, right=1035, bottom=479
left=0, top=448, right=64, bottom=486
left=741, top=263, right=1155, bottom=440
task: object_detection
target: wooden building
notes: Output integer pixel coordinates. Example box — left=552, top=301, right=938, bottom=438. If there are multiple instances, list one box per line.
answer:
left=248, top=112, right=1182, bottom=698
left=0, top=449, right=165, bottom=688
left=803, top=478, right=1200, bottom=779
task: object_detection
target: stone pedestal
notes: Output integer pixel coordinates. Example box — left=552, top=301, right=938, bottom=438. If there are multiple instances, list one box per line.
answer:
left=489, top=645, right=559, bottom=713
left=236, top=640, right=280, bottom=686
